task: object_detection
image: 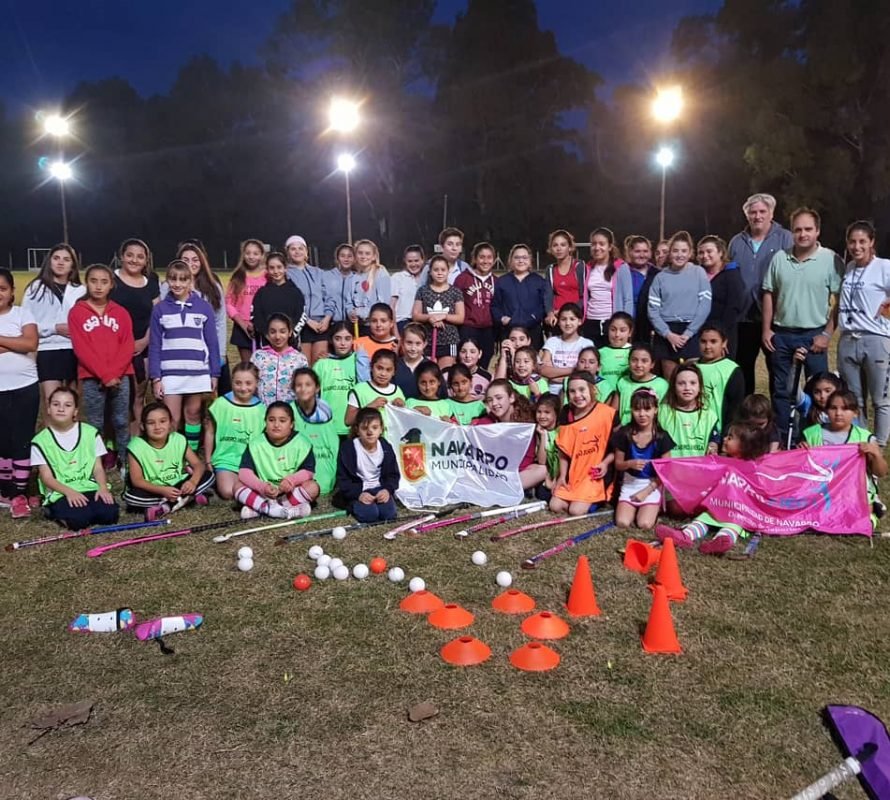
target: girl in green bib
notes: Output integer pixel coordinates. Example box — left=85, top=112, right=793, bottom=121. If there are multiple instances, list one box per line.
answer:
left=800, top=390, right=887, bottom=526
left=234, top=401, right=320, bottom=519
left=344, top=349, right=405, bottom=428
left=204, top=362, right=266, bottom=500
left=314, top=322, right=369, bottom=437
left=31, top=387, right=119, bottom=530
left=292, top=368, right=338, bottom=495
left=611, top=344, right=669, bottom=425
left=447, top=364, right=485, bottom=424
left=125, top=402, right=214, bottom=520
left=406, top=363, right=454, bottom=421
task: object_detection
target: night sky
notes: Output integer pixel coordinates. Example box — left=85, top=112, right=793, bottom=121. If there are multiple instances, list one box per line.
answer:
left=2, top=0, right=722, bottom=111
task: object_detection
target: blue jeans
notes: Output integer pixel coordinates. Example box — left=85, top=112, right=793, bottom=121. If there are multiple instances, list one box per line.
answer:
left=352, top=487, right=397, bottom=523
left=771, top=327, right=828, bottom=439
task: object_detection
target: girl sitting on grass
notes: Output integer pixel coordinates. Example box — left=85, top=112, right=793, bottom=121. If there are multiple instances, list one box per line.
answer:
left=31, top=387, right=119, bottom=530
left=235, top=402, right=319, bottom=520
left=406, top=363, right=454, bottom=421
left=125, top=402, right=213, bottom=520
left=336, top=407, right=400, bottom=523
left=447, top=364, right=486, bottom=424
left=611, top=388, right=674, bottom=530
left=550, top=372, right=616, bottom=516
left=534, top=393, right=561, bottom=502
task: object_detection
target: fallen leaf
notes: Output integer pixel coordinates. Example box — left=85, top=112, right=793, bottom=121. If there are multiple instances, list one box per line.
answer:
left=408, top=701, right=439, bottom=723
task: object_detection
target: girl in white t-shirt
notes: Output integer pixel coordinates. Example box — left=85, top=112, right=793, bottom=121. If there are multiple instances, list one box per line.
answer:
left=0, top=268, right=40, bottom=518
left=540, top=302, right=594, bottom=396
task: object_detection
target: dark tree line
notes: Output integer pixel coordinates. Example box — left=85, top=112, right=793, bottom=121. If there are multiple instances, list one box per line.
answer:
left=3, top=0, right=890, bottom=269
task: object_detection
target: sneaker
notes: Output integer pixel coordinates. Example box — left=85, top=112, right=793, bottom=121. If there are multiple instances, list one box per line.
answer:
left=145, top=503, right=170, bottom=522
left=654, top=523, right=694, bottom=550
left=0, top=493, right=10, bottom=509
left=240, top=506, right=260, bottom=520
left=284, top=503, right=311, bottom=520
left=699, top=534, right=734, bottom=555
left=10, top=495, right=30, bottom=519
left=195, top=493, right=210, bottom=507
left=28, top=495, right=40, bottom=508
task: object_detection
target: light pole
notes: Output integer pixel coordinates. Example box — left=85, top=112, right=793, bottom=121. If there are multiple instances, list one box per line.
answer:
left=337, top=154, right=356, bottom=244
left=655, top=147, right=675, bottom=243
left=41, top=113, right=73, bottom=243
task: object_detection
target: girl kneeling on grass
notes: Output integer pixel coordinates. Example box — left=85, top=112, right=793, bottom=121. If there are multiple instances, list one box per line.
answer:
left=657, top=423, right=771, bottom=555
left=31, top=387, right=119, bottom=530
left=800, top=389, right=887, bottom=526
left=235, top=402, right=319, bottom=520
left=611, top=388, right=674, bottom=529
left=125, top=402, right=214, bottom=520
left=406, top=363, right=454, bottom=421
left=291, top=368, right=338, bottom=496
left=336, top=407, right=400, bottom=523
left=550, top=372, right=616, bottom=516
left=344, top=349, right=406, bottom=428
left=473, top=380, right=547, bottom=491
left=204, top=362, right=266, bottom=500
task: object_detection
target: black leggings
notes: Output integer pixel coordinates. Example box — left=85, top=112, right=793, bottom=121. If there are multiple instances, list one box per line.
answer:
left=0, top=382, right=39, bottom=498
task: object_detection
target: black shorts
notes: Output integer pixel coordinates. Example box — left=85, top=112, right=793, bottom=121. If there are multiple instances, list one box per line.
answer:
left=132, top=353, right=147, bottom=384
left=36, top=349, right=78, bottom=383
left=652, top=321, right=701, bottom=362
left=230, top=325, right=253, bottom=350
left=299, top=324, right=326, bottom=344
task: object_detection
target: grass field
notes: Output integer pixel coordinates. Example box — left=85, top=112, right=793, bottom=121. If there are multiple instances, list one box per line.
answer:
left=2, top=271, right=885, bottom=799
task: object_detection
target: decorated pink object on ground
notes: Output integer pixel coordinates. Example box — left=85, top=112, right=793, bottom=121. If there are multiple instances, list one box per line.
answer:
left=134, top=614, right=203, bottom=641
left=653, top=445, right=872, bottom=536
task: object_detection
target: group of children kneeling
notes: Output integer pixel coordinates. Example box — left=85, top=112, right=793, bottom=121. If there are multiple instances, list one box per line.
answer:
left=24, top=297, right=888, bottom=552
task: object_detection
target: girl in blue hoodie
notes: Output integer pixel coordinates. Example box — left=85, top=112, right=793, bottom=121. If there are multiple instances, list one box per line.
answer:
left=491, top=244, right=552, bottom=348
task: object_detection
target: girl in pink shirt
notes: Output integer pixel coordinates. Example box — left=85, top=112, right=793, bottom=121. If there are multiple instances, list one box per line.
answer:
left=225, top=238, right=267, bottom=362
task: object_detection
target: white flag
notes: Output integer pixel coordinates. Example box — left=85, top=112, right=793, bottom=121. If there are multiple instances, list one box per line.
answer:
left=384, top=405, right=534, bottom=509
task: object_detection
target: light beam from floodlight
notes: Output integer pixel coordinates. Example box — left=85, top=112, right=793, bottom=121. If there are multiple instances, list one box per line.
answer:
left=652, top=87, right=683, bottom=124
left=655, top=147, right=676, bottom=242
left=336, top=155, right=356, bottom=243
left=329, top=98, right=360, bottom=133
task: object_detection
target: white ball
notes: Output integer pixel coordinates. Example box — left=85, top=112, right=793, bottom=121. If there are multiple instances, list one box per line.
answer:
left=353, top=563, right=369, bottom=580
left=314, top=564, right=331, bottom=581
left=328, top=558, right=344, bottom=571
left=331, top=526, right=348, bottom=540
left=316, top=554, right=331, bottom=568
left=237, top=557, right=254, bottom=572
left=237, top=546, right=253, bottom=560
left=408, top=577, right=426, bottom=593
left=496, top=570, right=513, bottom=588
left=333, top=565, right=350, bottom=581
left=471, top=550, right=488, bottom=566
left=388, top=567, right=405, bottom=583
left=308, top=545, right=324, bottom=560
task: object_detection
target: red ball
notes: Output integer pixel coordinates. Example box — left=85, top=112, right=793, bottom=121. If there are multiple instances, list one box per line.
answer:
left=369, top=557, right=387, bottom=575
left=292, top=574, right=312, bottom=591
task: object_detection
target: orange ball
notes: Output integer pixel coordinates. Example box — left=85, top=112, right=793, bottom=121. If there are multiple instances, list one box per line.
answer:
left=369, top=557, right=387, bottom=575
left=292, top=573, right=312, bottom=591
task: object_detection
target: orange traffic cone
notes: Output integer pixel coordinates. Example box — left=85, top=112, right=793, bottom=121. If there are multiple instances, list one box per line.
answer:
left=520, top=611, right=570, bottom=640
left=650, top=537, right=688, bottom=601
left=641, top=583, right=682, bottom=654
left=399, top=590, right=445, bottom=614
left=565, top=555, right=601, bottom=617
left=492, top=589, right=536, bottom=614
left=441, top=636, right=491, bottom=666
left=428, top=603, right=475, bottom=630
left=623, top=539, right=661, bottom=574
left=510, top=641, right=561, bottom=672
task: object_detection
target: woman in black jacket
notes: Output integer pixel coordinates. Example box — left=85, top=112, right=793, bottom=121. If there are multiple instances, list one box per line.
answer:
left=335, top=407, right=400, bottom=522
left=697, top=235, right=746, bottom=358
left=251, top=251, right=306, bottom=348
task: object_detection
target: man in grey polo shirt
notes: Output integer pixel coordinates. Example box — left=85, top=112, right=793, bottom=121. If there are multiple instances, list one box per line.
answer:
left=761, top=207, right=843, bottom=440
left=728, top=193, right=793, bottom=395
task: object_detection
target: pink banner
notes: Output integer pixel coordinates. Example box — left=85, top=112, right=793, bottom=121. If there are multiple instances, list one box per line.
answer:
left=653, top=445, right=872, bottom=536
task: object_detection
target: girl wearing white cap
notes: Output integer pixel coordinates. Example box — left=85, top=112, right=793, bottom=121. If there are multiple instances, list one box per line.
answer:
left=285, top=235, right=331, bottom=364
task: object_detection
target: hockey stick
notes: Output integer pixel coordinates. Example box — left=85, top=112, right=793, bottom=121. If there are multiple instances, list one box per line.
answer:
left=787, top=359, right=805, bottom=450
left=411, top=502, right=543, bottom=534
left=6, top=518, right=172, bottom=552
left=520, top=521, right=614, bottom=569
left=212, top=510, right=346, bottom=543
left=726, top=533, right=762, bottom=561
left=383, top=514, right=435, bottom=540
left=453, top=502, right=547, bottom=539
left=275, top=515, right=428, bottom=545
left=490, top=509, right=611, bottom=542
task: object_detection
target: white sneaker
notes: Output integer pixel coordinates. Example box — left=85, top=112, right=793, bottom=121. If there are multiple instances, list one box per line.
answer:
left=284, top=503, right=311, bottom=520
left=240, top=506, right=260, bottom=520
left=266, top=502, right=288, bottom=519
